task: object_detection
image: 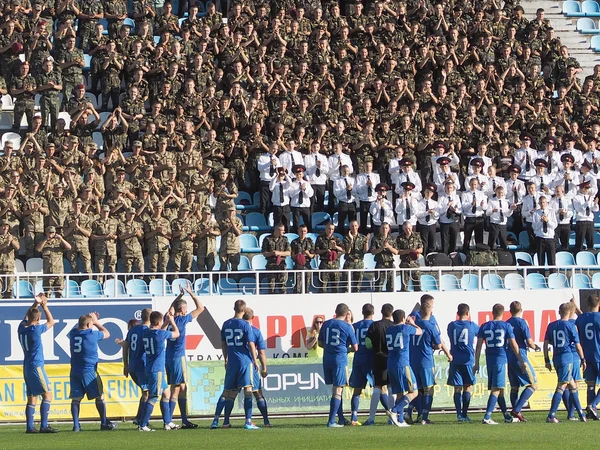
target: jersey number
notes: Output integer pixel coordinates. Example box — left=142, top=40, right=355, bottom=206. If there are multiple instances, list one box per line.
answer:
left=73, top=336, right=83, bottom=353
left=130, top=334, right=138, bottom=351
left=19, top=334, right=29, bottom=352
left=325, top=328, right=341, bottom=346
left=453, top=328, right=469, bottom=346
left=585, top=323, right=595, bottom=341
left=225, top=329, right=244, bottom=347
left=553, top=330, right=566, bottom=348
left=143, top=337, right=155, bottom=355
left=484, top=329, right=505, bottom=348
left=386, top=333, right=404, bottom=350
left=412, top=334, right=423, bottom=347
left=356, top=328, right=368, bottom=346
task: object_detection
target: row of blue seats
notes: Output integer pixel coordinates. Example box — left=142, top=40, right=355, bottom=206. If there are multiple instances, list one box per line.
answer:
left=564, top=0, right=600, bottom=16
left=515, top=250, right=600, bottom=266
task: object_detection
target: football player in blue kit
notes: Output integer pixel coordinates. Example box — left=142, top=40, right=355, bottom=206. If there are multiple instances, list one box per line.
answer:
left=349, top=303, right=375, bottom=426
left=545, top=303, right=587, bottom=423
left=318, top=303, right=358, bottom=428
left=474, top=303, right=526, bottom=425
left=506, top=301, right=540, bottom=423
left=166, top=284, right=205, bottom=429
left=564, top=301, right=584, bottom=420
left=68, top=312, right=118, bottom=432
left=244, top=307, right=270, bottom=427
left=18, top=293, right=57, bottom=434
left=575, top=294, right=600, bottom=419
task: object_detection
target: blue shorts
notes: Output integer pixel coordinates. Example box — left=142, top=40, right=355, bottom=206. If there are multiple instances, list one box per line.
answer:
left=388, top=365, right=417, bottom=395
left=131, top=370, right=148, bottom=391
left=70, top=370, right=103, bottom=400
left=224, top=363, right=253, bottom=390
left=486, top=363, right=507, bottom=390
left=252, top=367, right=262, bottom=391
left=447, top=363, right=476, bottom=387
left=349, top=359, right=373, bottom=390
left=571, top=357, right=582, bottom=381
left=508, top=359, right=537, bottom=388
left=584, top=361, right=600, bottom=384
left=147, top=371, right=168, bottom=398
left=24, top=365, right=50, bottom=397
left=554, top=362, right=573, bottom=384
left=166, top=356, right=187, bottom=386
left=323, top=362, right=347, bottom=387
left=413, top=366, right=436, bottom=389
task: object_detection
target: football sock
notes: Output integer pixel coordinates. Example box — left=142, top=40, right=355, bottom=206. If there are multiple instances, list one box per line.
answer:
left=178, top=397, right=189, bottom=423
left=395, top=396, right=410, bottom=422
left=329, top=395, right=341, bottom=425
left=223, top=398, right=235, bottom=425
left=351, top=394, right=360, bottom=422
left=549, top=388, right=564, bottom=417
left=497, top=395, right=508, bottom=415
left=380, top=392, right=391, bottom=410
left=255, top=396, right=269, bottom=423
left=453, top=392, right=461, bottom=416
left=514, top=387, right=535, bottom=413
left=570, top=388, right=583, bottom=416
left=422, top=394, right=433, bottom=421
left=510, top=389, right=519, bottom=409
left=135, top=397, right=145, bottom=422
left=484, top=393, right=498, bottom=420
left=95, top=398, right=107, bottom=425
left=593, top=387, right=600, bottom=408
left=337, top=398, right=345, bottom=423
left=141, top=399, right=156, bottom=428
left=160, top=400, right=171, bottom=425
left=413, top=394, right=423, bottom=417
left=562, top=389, right=571, bottom=416
left=587, top=384, right=596, bottom=407
left=244, top=394, right=253, bottom=425
left=71, top=399, right=81, bottom=429
left=40, top=400, right=50, bottom=429
left=26, top=404, right=35, bottom=430
left=169, top=400, right=177, bottom=420
left=369, top=388, right=381, bottom=421
left=214, top=395, right=226, bottom=421
left=461, top=391, right=471, bottom=418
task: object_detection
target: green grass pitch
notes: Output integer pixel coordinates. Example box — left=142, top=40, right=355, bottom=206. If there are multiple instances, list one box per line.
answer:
left=2, top=412, right=599, bottom=450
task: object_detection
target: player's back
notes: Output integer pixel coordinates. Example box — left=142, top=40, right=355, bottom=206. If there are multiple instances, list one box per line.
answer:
left=478, top=320, right=514, bottom=364
left=353, top=319, right=374, bottom=364
left=68, top=327, right=104, bottom=373
left=166, top=313, right=192, bottom=359
left=366, top=319, right=394, bottom=357
left=410, top=319, right=441, bottom=369
left=221, top=317, right=252, bottom=366
left=506, top=317, right=530, bottom=360
left=386, top=324, right=416, bottom=368
left=545, top=320, right=577, bottom=365
left=126, top=324, right=148, bottom=373
left=576, top=312, right=600, bottom=363
left=447, top=320, right=479, bottom=365
left=319, top=318, right=355, bottom=365
left=143, top=327, right=171, bottom=373
left=18, top=321, right=47, bottom=368
left=568, top=318, right=580, bottom=358
left=412, top=311, right=441, bottom=333
left=250, top=325, right=266, bottom=354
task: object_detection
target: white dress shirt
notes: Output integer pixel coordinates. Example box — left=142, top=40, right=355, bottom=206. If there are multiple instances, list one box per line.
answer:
left=438, top=193, right=463, bottom=224
left=531, top=173, right=556, bottom=196
left=505, top=178, right=526, bottom=205
left=289, top=179, right=314, bottom=208
left=279, top=150, right=305, bottom=172
left=304, top=153, right=330, bottom=185
left=395, top=194, right=418, bottom=226
left=416, top=198, right=439, bottom=225
left=461, top=190, right=487, bottom=218
left=522, top=193, right=541, bottom=223
left=550, top=170, right=579, bottom=198
left=573, top=193, right=599, bottom=222
left=328, top=153, right=354, bottom=179
left=355, top=172, right=380, bottom=202
left=550, top=196, right=574, bottom=225
left=269, top=175, right=292, bottom=206
left=514, top=147, right=537, bottom=180
left=257, top=153, right=282, bottom=182
left=486, top=197, right=513, bottom=225
left=370, top=198, right=395, bottom=226
left=333, top=175, right=357, bottom=204
left=532, top=207, right=557, bottom=238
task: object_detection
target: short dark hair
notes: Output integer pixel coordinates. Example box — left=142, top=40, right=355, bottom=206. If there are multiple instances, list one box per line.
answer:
left=234, top=300, right=247, bottom=314
left=362, top=304, right=375, bottom=317
left=510, top=301, right=522, bottom=315
left=492, top=303, right=505, bottom=318
left=381, top=303, right=394, bottom=317
left=243, top=308, right=254, bottom=321
left=173, top=299, right=186, bottom=313
left=392, top=309, right=405, bottom=324
left=588, top=295, right=600, bottom=309
left=335, top=303, right=349, bottom=317
left=457, top=303, right=470, bottom=317
left=150, top=311, right=163, bottom=326
left=141, top=308, right=152, bottom=322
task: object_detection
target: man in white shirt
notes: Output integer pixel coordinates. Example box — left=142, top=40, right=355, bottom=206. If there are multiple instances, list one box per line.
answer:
left=437, top=179, right=462, bottom=254
left=532, top=195, right=558, bottom=266
left=461, top=177, right=487, bottom=252
left=433, top=156, right=459, bottom=194
left=257, top=141, right=282, bottom=218
left=289, top=165, right=314, bottom=233
left=468, top=142, right=493, bottom=176
left=369, top=183, right=395, bottom=230
left=537, top=136, right=560, bottom=176
left=464, top=158, right=489, bottom=192
left=522, top=182, right=540, bottom=251
left=505, top=164, right=525, bottom=236
left=278, top=139, right=305, bottom=175
left=484, top=165, right=506, bottom=199
left=394, top=157, right=422, bottom=202
left=486, top=185, right=515, bottom=250
left=550, top=184, right=574, bottom=251
left=550, top=153, right=579, bottom=199
left=355, top=156, right=380, bottom=234
left=573, top=180, right=600, bottom=251
left=269, top=167, right=293, bottom=231
left=531, top=158, right=554, bottom=197
left=579, top=160, right=599, bottom=197
left=333, top=165, right=357, bottom=234
left=416, top=183, right=439, bottom=256
left=514, top=132, right=537, bottom=181
left=304, top=141, right=330, bottom=214
left=430, top=141, right=459, bottom=179
left=327, top=142, right=354, bottom=215
left=395, top=181, right=419, bottom=228
left=560, top=134, right=584, bottom=169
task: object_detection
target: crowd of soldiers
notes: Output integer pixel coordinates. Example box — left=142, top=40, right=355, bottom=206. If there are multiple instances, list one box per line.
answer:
left=0, top=0, right=598, bottom=296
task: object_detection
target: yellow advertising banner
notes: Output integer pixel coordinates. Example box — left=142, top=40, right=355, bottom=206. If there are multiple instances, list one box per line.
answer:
left=0, top=363, right=141, bottom=422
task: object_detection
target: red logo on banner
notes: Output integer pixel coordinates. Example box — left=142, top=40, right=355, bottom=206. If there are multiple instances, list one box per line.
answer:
left=186, top=335, right=204, bottom=350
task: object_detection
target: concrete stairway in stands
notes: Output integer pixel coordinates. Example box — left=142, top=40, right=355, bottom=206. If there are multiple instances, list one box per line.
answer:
left=522, top=0, right=600, bottom=78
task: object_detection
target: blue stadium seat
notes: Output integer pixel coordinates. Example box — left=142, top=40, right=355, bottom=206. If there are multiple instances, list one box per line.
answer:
left=363, top=253, right=376, bottom=269
left=240, top=234, right=261, bottom=253
left=594, top=210, right=600, bottom=227
left=245, top=212, right=270, bottom=232
left=194, top=278, right=213, bottom=295
left=171, top=278, right=192, bottom=293
left=420, top=274, right=438, bottom=291
left=13, top=279, right=34, bottom=299
left=564, top=0, right=585, bottom=15
left=515, top=251, right=533, bottom=266
left=251, top=254, right=268, bottom=270
left=439, top=274, right=461, bottom=291
left=218, top=277, right=240, bottom=294
left=239, top=277, right=257, bottom=295
left=83, top=54, right=92, bottom=72
left=594, top=231, right=600, bottom=249
left=63, top=279, right=83, bottom=298
left=312, top=212, right=331, bottom=230
left=482, top=273, right=504, bottom=290
left=572, top=273, right=592, bottom=289
left=548, top=273, right=569, bottom=289
left=506, top=232, right=520, bottom=250
left=577, top=17, right=600, bottom=33
left=103, top=279, right=128, bottom=297
left=99, top=18, right=109, bottom=34
left=583, top=0, right=600, bottom=16
left=148, top=279, right=172, bottom=296
left=306, top=233, right=320, bottom=244
left=258, top=233, right=268, bottom=249
left=126, top=279, right=150, bottom=296
left=556, top=251, right=576, bottom=266
left=239, top=255, right=251, bottom=271
left=235, top=191, right=254, bottom=210
left=592, top=272, right=600, bottom=288
left=285, top=256, right=294, bottom=270
left=285, top=232, right=299, bottom=244
left=81, top=279, right=104, bottom=297
left=526, top=273, right=548, bottom=289
left=461, top=274, right=479, bottom=291
left=123, top=17, right=136, bottom=29
left=505, top=273, right=525, bottom=290
left=518, top=231, right=530, bottom=249
left=576, top=251, right=597, bottom=266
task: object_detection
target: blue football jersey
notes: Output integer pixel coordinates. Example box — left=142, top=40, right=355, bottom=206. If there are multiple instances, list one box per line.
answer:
left=143, top=328, right=173, bottom=373
left=125, top=324, right=148, bottom=373
left=68, top=328, right=104, bottom=372
left=545, top=320, right=579, bottom=365
left=18, top=321, right=47, bottom=368
left=386, top=324, right=417, bottom=368
left=410, top=319, right=441, bottom=369
left=411, top=311, right=440, bottom=333
left=318, top=319, right=357, bottom=365
left=576, top=312, right=600, bottom=363
left=447, top=320, right=479, bottom=365
left=166, top=313, right=193, bottom=359
left=221, top=318, right=253, bottom=366
left=478, top=320, right=515, bottom=364
left=569, top=319, right=580, bottom=358
left=353, top=319, right=374, bottom=364
left=249, top=326, right=266, bottom=352
left=506, top=317, right=531, bottom=361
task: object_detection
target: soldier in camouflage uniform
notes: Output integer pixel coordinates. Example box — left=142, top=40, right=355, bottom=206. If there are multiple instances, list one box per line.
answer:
left=91, top=205, right=119, bottom=277
left=371, top=222, right=398, bottom=292
left=213, top=168, right=238, bottom=224
left=291, top=224, right=315, bottom=294
left=100, top=40, right=124, bottom=111
left=0, top=220, right=19, bottom=298
left=315, top=222, right=345, bottom=293
left=77, top=0, right=104, bottom=51
left=144, top=203, right=171, bottom=275
left=262, top=223, right=291, bottom=294
left=36, top=226, right=72, bottom=298
left=57, top=36, right=85, bottom=110
left=11, top=61, right=37, bottom=132
left=118, top=207, right=145, bottom=273
left=396, top=221, right=423, bottom=292
left=195, top=206, right=219, bottom=272
left=219, top=206, right=243, bottom=272
left=170, top=205, right=196, bottom=275
left=0, top=184, right=21, bottom=237
left=46, top=183, right=70, bottom=233
left=20, top=180, right=48, bottom=258
left=63, top=198, right=93, bottom=275
left=343, top=219, right=369, bottom=293
left=35, top=58, right=62, bottom=130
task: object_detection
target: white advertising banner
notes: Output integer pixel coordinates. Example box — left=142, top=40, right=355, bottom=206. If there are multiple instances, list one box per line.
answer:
left=153, top=289, right=579, bottom=361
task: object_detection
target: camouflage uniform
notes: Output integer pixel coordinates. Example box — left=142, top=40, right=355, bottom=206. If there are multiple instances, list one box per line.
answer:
left=77, top=0, right=104, bottom=51
left=57, top=48, right=85, bottom=108
left=20, top=193, right=47, bottom=258
left=316, top=233, right=344, bottom=293
left=92, top=216, right=118, bottom=274
left=46, top=195, right=70, bottom=232
left=104, top=0, right=128, bottom=38
left=171, top=215, right=195, bottom=273
left=64, top=213, right=93, bottom=274
left=343, top=232, right=368, bottom=292
left=100, top=52, right=124, bottom=110
left=40, top=235, right=67, bottom=296
left=195, top=217, right=219, bottom=271
left=371, top=235, right=397, bottom=292
left=219, top=216, right=243, bottom=271
left=117, top=217, right=145, bottom=273
left=262, top=234, right=291, bottom=294
left=396, top=233, right=423, bottom=292
left=291, top=236, right=314, bottom=294
left=36, top=69, right=62, bottom=129
left=214, top=179, right=238, bottom=224
left=144, top=215, right=171, bottom=274
left=12, top=73, right=37, bottom=131
left=0, top=230, right=18, bottom=298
